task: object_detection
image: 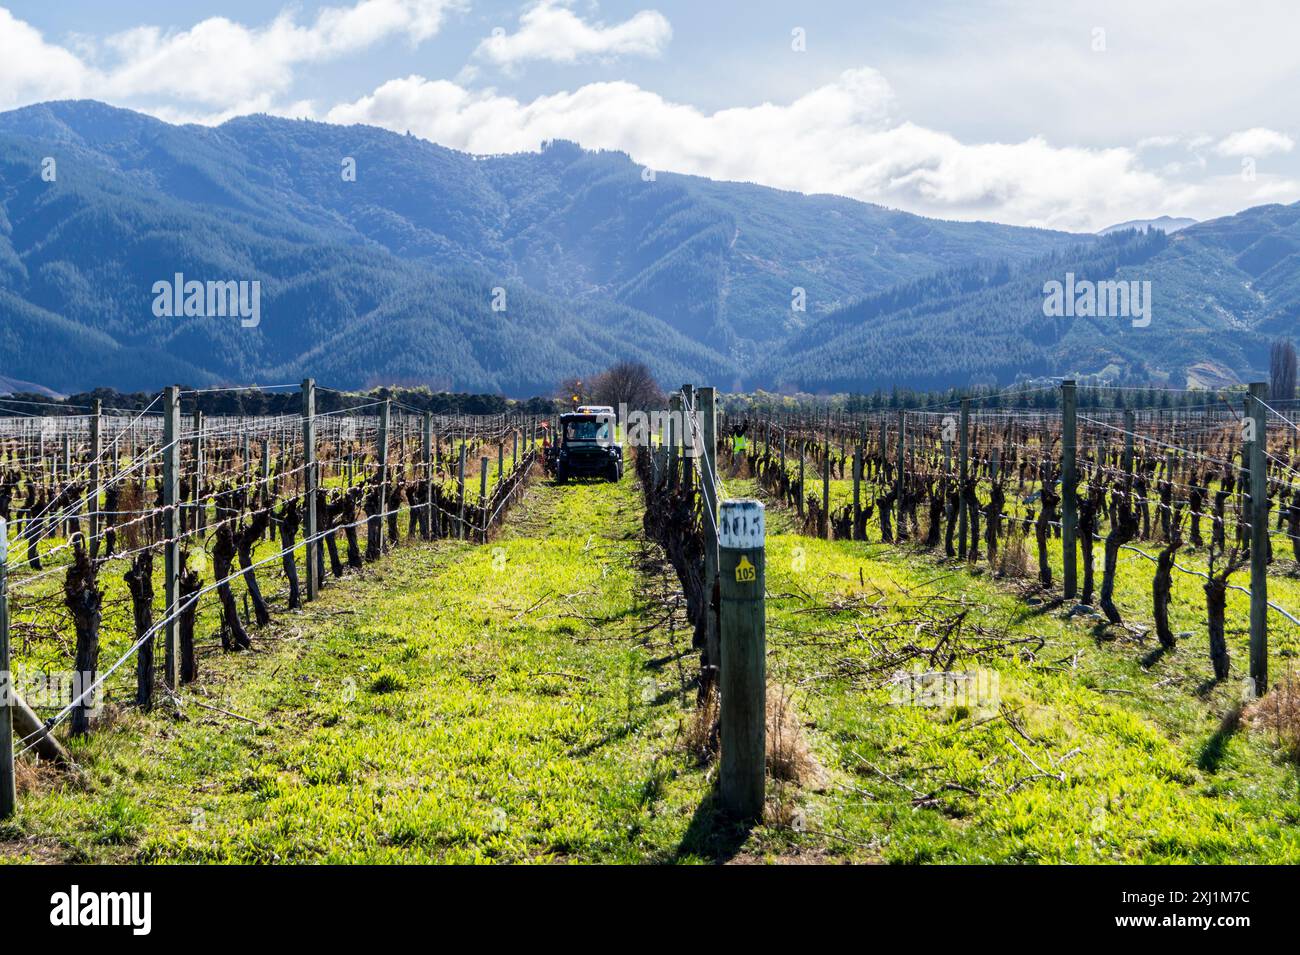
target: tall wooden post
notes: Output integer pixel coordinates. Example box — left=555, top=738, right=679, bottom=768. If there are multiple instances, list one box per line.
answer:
left=958, top=398, right=970, bottom=558
left=377, top=399, right=391, bottom=554
left=822, top=412, right=831, bottom=539
left=699, top=387, right=720, bottom=679
left=88, top=399, right=102, bottom=558
left=1122, top=408, right=1136, bottom=485
left=479, top=456, right=490, bottom=543
left=668, top=393, right=682, bottom=490
left=1061, top=380, right=1078, bottom=599
left=1247, top=382, right=1269, bottom=696
left=163, top=386, right=181, bottom=687
left=422, top=412, right=434, bottom=540
left=681, top=385, right=696, bottom=496
left=457, top=442, right=467, bottom=540
left=718, top=499, right=766, bottom=822
left=896, top=408, right=907, bottom=540
left=302, top=379, right=319, bottom=601
left=191, top=410, right=205, bottom=537
left=0, top=518, right=14, bottom=820
left=852, top=447, right=862, bottom=540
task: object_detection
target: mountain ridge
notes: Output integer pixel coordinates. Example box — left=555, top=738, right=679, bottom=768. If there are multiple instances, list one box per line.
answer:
left=0, top=100, right=1294, bottom=395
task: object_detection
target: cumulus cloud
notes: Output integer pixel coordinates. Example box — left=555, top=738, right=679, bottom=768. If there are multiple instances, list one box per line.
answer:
left=2, top=2, right=1294, bottom=230
left=0, top=7, right=90, bottom=107
left=0, top=1, right=460, bottom=109
left=1214, top=127, right=1295, bottom=158
left=475, top=0, right=670, bottom=68
left=325, top=69, right=1189, bottom=230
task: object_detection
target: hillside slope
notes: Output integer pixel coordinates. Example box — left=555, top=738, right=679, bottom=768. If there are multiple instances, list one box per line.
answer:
left=0, top=100, right=1079, bottom=393
left=766, top=207, right=1300, bottom=391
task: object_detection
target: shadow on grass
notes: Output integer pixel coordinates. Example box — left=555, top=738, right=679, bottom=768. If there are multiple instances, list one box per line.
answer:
left=645, top=648, right=694, bottom=671
left=1140, top=645, right=1171, bottom=669
left=565, top=712, right=652, bottom=759
left=671, top=788, right=754, bottom=864
left=1197, top=705, right=1243, bottom=773
left=1008, top=595, right=1065, bottom=627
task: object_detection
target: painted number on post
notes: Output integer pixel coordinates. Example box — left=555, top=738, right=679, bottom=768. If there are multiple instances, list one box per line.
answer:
left=719, top=500, right=765, bottom=549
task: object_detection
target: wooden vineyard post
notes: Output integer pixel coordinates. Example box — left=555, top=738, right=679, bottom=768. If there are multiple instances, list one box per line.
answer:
left=958, top=398, right=970, bottom=559
left=479, top=456, right=489, bottom=543
left=163, top=386, right=182, bottom=687
left=1247, top=381, right=1269, bottom=696
left=897, top=408, right=907, bottom=541
left=1061, top=380, right=1078, bottom=599
left=261, top=437, right=272, bottom=501
left=822, top=411, right=831, bottom=540
left=302, top=379, right=319, bottom=601
left=681, top=387, right=691, bottom=496
left=699, top=387, right=720, bottom=682
left=88, top=399, right=101, bottom=557
left=192, top=411, right=205, bottom=537
left=422, top=412, right=434, bottom=541
left=0, top=517, right=13, bottom=820
left=377, top=399, right=391, bottom=555
left=668, top=393, right=681, bottom=490
left=718, top=499, right=766, bottom=822
left=852, top=447, right=862, bottom=541
left=797, top=449, right=805, bottom=519
left=1122, top=408, right=1136, bottom=487
left=457, top=442, right=467, bottom=541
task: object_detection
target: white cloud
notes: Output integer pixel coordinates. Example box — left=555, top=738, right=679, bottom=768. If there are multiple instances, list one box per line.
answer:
left=326, top=69, right=1191, bottom=231
left=1215, top=127, right=1295, bottom=158
left=0, top=2, right=460, bottom=110
left=1250, top=179, right=1300, bottom=201
left=2, top=2, right=1294, bottom=231
left=0, top=7, right=90, bottom=107
left=475, top=0, right=670, bottom=68
left=102, top=0, right=462, bottom=106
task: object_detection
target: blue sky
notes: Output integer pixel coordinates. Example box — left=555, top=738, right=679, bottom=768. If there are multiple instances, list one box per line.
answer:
left=2, top=0, right=1297, bottom=231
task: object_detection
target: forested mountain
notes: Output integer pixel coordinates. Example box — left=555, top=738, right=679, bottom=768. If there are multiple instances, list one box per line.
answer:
left=0, top=100, right=1079, bottom=394
left=0, top=100, right=1295, bottom=395
left=765, top=203, right=1300, bottom=392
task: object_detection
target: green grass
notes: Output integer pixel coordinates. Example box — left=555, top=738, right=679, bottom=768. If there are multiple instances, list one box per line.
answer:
left=8, top=456, right=1300, bottom=864
left=3, top=472, right=722, bottom=863
left=726, top=471, right=1300, bottom=862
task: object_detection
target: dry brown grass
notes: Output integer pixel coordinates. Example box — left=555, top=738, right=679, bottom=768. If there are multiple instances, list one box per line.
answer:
left=766, top=684, right=815, bottom=785
left=15, top=755, right=66, bottom=797
left=680, top=682, right=819, bottom=790
left=681, top=684, right=720, bottom=765
left=997, top=519, right=1032, bottom=578
left=1243, top=673, right=1300, bottom=762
